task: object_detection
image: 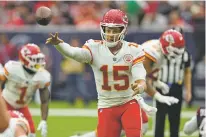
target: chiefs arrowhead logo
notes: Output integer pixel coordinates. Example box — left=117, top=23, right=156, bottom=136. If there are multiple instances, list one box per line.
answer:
left=165, top=34, right=175, bottom=44
left=123, top=54, right=133, bottom=63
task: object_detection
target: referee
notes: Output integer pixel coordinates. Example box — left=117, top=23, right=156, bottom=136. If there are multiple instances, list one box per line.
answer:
left=154, top=27, right=192, bottom=137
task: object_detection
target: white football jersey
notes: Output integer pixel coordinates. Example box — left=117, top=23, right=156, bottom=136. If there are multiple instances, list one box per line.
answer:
left=1, top=61, right=51, bottom=109
left=83, top=40, right=145, bottom=108
left=142, top=39, right=164, bottom=67
left=141, top=39, right=165, bottom=80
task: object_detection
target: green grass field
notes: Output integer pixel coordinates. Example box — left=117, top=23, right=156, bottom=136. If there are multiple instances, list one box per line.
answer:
left=30, top=100, right=199, bottom=137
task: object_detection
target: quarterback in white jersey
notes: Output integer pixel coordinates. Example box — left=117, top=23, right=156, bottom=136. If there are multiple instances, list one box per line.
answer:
left=47, top=9, right=147, bottom=137
left=0, top=44, right=51, bottom=137
left=68, top=29, right=185, bottom=137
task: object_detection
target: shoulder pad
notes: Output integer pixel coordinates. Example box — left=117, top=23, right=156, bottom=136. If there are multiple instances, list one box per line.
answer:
left=35, top=69, right=51, bottom=88
left=142, top=40, right=161, bottom=63
left=127, top=42, right=145, bottom=65
left=128, top=42, right=140, bottom=48
left=38, top=69, right=51, bottom=82
left=128, top=42, right=144, bottom=54
left=142, top=40, right=160, bottom=48
left=85, top=39, right=95, bottom=45
left=4, top=61, right=22, bottom=77
left=85, top=39, right=103, bottom=46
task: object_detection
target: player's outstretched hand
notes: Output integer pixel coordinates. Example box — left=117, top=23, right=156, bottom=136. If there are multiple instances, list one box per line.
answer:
left=45, top=32, right=64, bottom=45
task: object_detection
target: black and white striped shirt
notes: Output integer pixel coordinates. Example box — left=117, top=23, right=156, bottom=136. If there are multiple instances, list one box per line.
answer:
left=157, top=51, right=191, bottom=85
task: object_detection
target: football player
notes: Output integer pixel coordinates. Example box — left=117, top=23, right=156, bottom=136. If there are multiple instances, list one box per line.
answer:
left=140, top=29, right=186, bottom=105
left=0, top=110, right=30, bottom=137
left=69, top=29, right=185, bottom=137
left=0, top=44, right=51, bottom=137
left=46, top=9, right=180, bottom=137
left=47, top=9, right=148, bottom=137
left=0, top=91, right=10, bottom=133
left=183, top=107, right=205, bottom=137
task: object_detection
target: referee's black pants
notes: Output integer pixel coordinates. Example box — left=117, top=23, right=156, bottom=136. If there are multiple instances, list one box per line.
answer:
left=154, top=83, right=183, bottom=137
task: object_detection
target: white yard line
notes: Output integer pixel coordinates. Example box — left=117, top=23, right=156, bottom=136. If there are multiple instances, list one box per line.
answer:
left=30, top=108, right=195, bottom=118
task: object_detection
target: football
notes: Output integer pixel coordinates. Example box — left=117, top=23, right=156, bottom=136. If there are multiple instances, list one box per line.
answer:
left=35, top=6, right=52, bottom=26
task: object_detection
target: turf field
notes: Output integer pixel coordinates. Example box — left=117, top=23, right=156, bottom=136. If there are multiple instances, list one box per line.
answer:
left=30, top=100, right=199, bottom=137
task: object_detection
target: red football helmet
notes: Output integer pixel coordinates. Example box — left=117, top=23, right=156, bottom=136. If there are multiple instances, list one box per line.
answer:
left=19, top=43, right=45, bottom=72
left=100, top=9, right=128, bottom=47
left=159, top=29, right=185, bottom=58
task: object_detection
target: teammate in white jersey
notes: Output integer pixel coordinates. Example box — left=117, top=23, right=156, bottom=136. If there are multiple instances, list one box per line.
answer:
left=0, top=91, right=10, bottom=133
left=0, top=44, right=51, bottom=137
left=47, top=9, right=147, bottom=137
left=0, top=92, right=29, bottom=137
left=141, top=29, right=185, bottom=104
left=0, top=110, right=30, bottom=137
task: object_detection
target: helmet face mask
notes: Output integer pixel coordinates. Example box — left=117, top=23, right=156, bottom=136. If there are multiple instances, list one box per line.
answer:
left=19, top=44, right=46, bottom=72
left=101, top=25, right=125, bottom=46
left=26, top=53, right=45, bottom=70
left=100, top=9, right=128, bottom=47
left=166, top=45, right=185, bottom=59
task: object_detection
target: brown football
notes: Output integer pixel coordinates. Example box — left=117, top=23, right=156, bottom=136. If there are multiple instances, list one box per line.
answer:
left=35, top=6, right=52, bottom=26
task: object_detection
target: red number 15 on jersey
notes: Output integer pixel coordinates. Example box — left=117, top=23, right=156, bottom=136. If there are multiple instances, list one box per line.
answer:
left=100, top=65, right=129, bottom=91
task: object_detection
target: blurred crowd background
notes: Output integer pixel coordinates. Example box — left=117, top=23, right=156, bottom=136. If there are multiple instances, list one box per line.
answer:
left=0, top=1, right=205, bottom=28
left=0, top=1, right=205, bottom=107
